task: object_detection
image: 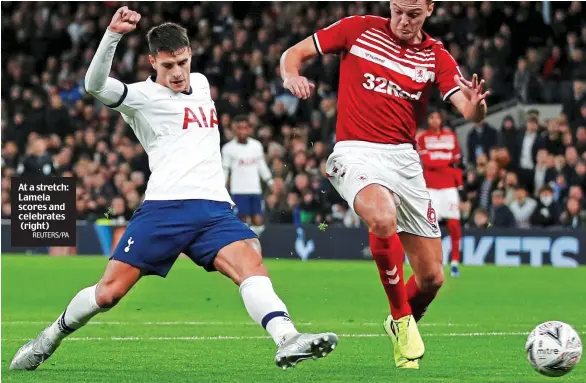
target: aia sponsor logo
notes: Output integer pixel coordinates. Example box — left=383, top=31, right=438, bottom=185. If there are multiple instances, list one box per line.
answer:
left=183, top=107, right=219, bottom=129
left=238, top=158, right=258, bottom=166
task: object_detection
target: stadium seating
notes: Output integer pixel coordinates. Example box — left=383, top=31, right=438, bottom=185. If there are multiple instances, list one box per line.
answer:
left=2, top=1, right=585, bottom=228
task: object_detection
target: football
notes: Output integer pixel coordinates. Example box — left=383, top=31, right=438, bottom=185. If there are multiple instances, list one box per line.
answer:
left=525, top=321, right=583, bottom=377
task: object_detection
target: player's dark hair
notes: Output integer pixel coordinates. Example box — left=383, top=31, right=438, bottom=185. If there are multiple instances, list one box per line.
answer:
left=233, top=115, right=250, bottom=125
left=146, top=22, right=190, bottom=55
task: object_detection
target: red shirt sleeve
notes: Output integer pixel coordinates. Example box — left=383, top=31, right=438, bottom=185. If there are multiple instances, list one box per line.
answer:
left=435, top=46, right=462, bottom=102
left=313, top=16, right=364, bottom=55
left=450, top=131, right=464, bottom=187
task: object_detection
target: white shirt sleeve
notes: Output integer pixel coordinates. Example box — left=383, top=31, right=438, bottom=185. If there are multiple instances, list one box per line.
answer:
left=85, top=29, right=148, bottom=116
left=221, top=144, right=232, bottom=183
left=256, top=143, right=273, bottom=185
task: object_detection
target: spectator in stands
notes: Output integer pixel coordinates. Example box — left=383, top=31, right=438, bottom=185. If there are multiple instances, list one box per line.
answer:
left=563, top=80, right=585, bottom=124
left=474, top=160, right=500, bottom=210
left=467, top=121, right=498, bottom=166
left=508, top=185, right=537, bottom=228
left=469, top=207, right=490, bottom=229
left=16, top=138, right=55, bottom=176
left=543, top=118, right=566, bottom=156
left=489, top=189, right=516, bottom=228
left=1, top=1, right=584, bottom=231
left=533, top=149, right=556, bottom=196
left=560, top=197, right=586, bottom=228
left=498, top=116, right=519, bottom=165
left=513, top=57, right=534, bottom=103
left=531, top=185, right=562, bottom=227
left=499, top=171, right=519, bottom=205
left=574, top=161, right=586, bottom=191
left=516, top=115, right=545, bottom=190
left=573, top=105, right=586, bottom=132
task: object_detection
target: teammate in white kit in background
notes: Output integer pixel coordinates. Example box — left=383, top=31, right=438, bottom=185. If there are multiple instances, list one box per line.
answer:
left=10, top=7, right=337, bottom=372
left=222, top=116, right=273, bottom=236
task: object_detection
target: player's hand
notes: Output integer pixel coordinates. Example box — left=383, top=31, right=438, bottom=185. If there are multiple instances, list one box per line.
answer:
left=454, top=74, right=490, bottom=105
left=283, top=76, right=315, bottom=99
left=108, top=6, right=141, bottom=35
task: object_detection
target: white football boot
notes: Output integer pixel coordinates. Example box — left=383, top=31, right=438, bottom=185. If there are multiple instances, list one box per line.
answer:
left=9, top=327, right=61, bottom=370
left=275, top=332, right=338, bottom=369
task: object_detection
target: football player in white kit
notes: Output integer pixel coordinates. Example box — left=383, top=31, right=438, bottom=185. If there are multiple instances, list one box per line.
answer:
left=222, top=116, right=274, bottom=236
left=10, top=7, right=337, bottom=371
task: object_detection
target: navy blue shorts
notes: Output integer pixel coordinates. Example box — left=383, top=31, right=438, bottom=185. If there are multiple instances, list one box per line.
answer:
left=232, top=194, right=263, bottom=217
left=111, top=200, right=257, bottom=277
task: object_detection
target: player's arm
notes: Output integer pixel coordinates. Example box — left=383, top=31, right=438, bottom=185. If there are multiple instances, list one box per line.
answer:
left=221, top=145, right=231, bottom=185
left=450, top=133, right=464, bottom=188
left=256, top=145, right=274, bottom=186
left=280, top=16, right=361, bottom=99
left=435, top=48, right=488, bottom=123
left=85, top=7, right=145, bottom=116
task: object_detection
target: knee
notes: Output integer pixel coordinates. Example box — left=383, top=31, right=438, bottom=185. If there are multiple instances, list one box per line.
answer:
left=418, top=267, right=445, bottom=293
left=369, top=212, right=397, bottom=237
left=215, top=239, right=268, bottom=285
left=95, top=280, right=129, bottom=309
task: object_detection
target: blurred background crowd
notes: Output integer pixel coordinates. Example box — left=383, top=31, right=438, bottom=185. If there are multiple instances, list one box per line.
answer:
left=1, top=1, right=585, bottom=229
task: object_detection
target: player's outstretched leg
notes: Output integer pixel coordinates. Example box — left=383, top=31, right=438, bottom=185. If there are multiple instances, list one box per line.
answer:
left=9, top=260, right=141, bottom=371
left=213, top=239, right=338, bottom=369
left=354, top=185, right=423, bottom=369
left=446, top=219, right=462, bottom=277
left=369, top=231, right=412, bottom=320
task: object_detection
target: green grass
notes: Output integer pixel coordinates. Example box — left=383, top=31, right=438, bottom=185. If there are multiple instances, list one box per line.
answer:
left=2, top=255, right=585, bottom=382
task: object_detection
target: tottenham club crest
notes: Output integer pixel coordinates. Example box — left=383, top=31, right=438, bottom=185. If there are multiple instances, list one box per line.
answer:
left=413, top=67, right=428, bottom=83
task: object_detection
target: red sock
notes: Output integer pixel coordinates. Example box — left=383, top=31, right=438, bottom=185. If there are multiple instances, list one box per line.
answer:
left=369, top=232, right=412, bottom=319
left=405, top=276, right=439, bottom=322
left=446, top=219, right=462, bottom=263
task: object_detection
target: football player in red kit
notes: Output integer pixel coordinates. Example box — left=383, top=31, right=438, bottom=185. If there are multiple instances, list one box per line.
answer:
left=417, top=110, right=464, bottom=277
left=280, top=0, right=489, bottom=369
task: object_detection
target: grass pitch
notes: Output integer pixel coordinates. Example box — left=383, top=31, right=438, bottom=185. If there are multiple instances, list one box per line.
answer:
left=2, top=255, right=585, bottom=382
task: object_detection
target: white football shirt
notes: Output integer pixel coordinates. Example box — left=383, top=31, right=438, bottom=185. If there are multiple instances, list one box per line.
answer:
left=222, top=138, right=272, bottom=194
left=113, top=73, right=232, bottom=202
left=85, top=30, right=232, bottom=202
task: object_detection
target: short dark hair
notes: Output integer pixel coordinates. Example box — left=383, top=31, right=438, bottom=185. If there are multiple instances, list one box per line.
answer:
left=233, top=115, right=249, bottom=125
left=146, top=22, right=190, bottom=55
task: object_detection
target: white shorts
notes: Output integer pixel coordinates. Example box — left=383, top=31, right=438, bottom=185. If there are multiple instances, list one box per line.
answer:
left=428, top=188, right=461, bottom=220
left=326, top=141, right=440, bottom=238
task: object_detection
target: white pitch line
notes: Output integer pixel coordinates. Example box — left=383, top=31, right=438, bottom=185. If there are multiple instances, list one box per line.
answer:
left=0, top=321, right=481, bottom=327
left=4, top=331, right=585, bottom=342
left=4, top=321, right=585, bottom=329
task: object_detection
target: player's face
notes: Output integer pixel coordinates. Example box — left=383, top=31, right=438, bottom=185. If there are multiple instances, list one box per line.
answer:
left=427, top=112, right=442, bottom=131
left=235, top=122, right=252, bottom=141
left=390, top=0, right=433, bottom=42
left=150, top=47, right=192, bottom=92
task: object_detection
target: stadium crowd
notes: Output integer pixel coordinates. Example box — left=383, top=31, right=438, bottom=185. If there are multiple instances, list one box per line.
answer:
left=1, top=1, right=586, bottom=228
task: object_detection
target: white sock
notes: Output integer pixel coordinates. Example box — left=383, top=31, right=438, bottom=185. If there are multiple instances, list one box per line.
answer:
left=47, top=285, right=109, bottom=343
left=250, top=225, right=265, bottom=236
left=239, top=276, right=298, bottom=345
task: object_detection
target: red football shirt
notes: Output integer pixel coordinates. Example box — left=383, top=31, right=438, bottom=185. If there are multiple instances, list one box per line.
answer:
left=417, top=128, right=463, bottom=189
left=313, top=15, right=462, bottom=146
